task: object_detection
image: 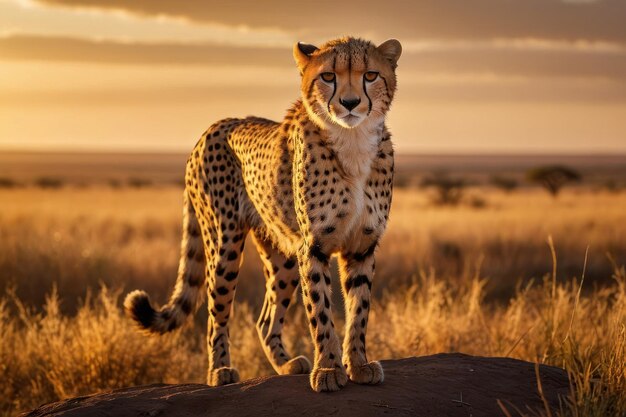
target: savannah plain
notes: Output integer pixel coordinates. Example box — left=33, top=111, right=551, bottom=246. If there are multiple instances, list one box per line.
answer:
left=1, top=151, right=625, bottom=416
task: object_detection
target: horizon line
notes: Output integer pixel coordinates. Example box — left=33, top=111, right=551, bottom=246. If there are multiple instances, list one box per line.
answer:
left=2, top=146, right=626, bottom=158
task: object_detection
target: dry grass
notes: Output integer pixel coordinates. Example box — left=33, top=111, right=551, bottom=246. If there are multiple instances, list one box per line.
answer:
left=0, top=287, right=203, bottom=416
left=1, top=263, right=624, bottom=416
left=1, top=187, right=624, bottom=309
left=0, top=186, right=625, bottom=416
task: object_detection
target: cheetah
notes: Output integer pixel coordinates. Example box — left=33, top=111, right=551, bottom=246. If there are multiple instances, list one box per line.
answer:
left=124, top=37, right=401, bottom=392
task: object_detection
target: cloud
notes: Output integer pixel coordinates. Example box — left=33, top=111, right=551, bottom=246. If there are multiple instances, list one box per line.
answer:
left=402, top=47, right=626, bottom=81
left=31, top=0, right=626, bottom=43
left=402, top=38, right=626, bottom=55
left=2, top=34, right=626, bottom=82
left=0, top=35, right=291, bottom=66
left=399, top=76, right=626, bottom=104
left=0, top=0, right=293, bottom=47
left=3, top=0, right=626, bottom=82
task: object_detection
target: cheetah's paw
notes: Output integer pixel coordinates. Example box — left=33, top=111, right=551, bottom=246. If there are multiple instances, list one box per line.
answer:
left=310, top=366, right=348, bottom=392
left=279, top=355, right=312, bottom=375
left=347, top=361, right=384, bottom=385
left=208, top=367, right=240, bottom=386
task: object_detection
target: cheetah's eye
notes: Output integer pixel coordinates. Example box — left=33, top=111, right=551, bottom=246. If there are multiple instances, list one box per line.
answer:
left=320, top=72, right=336, bottom=83
left=364, top=71, right=379, bottom=82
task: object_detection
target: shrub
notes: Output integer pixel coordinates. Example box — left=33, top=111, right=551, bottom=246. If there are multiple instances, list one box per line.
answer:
left=467, top=195, right=487, bottom=209
left=108, top=179, right=122, bottom=189
left=420, top=172, right=467, bottom=206
left=126, top=178, right=152, bottom=188
left=393, top=173, right=413, bottom=189
left=604, top=179, right=621, bottom=193
left=34, top=177, right=64, bottom=189
left=490, top=175, right=518, bottom=193
left=0, top=177, right=18, bottom=188
left=527, top=166, right=581, bottom=197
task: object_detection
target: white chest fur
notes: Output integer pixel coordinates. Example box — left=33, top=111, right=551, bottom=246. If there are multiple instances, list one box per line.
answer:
left=326, top=121, right=382, bottom=227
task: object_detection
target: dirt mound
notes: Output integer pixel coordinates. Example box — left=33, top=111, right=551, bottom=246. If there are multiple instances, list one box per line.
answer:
left=22, top=353, right=570, bottom=417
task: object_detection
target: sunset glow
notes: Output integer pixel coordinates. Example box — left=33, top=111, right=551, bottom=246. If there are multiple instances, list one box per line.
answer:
left=1, top=0, right=625, bottom=153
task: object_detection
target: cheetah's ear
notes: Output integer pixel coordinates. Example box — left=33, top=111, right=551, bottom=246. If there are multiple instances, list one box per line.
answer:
left=293, top=42, right=319, bottom=73
left=377, top=39, right=402, bottom=69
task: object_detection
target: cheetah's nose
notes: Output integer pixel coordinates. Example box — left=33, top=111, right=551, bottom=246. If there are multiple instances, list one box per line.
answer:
left=339, top=97, right=361, bottom=112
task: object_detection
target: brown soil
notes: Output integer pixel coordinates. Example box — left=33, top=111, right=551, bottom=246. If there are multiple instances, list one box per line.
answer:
left=22, top=353, right=570, bottom=417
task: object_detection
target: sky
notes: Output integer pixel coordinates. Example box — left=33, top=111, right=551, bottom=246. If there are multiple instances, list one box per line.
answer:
left=0, top=0, right=625, bottom=154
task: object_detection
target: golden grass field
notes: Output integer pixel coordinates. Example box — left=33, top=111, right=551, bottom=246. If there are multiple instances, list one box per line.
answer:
left=1, top=180, right=625, bottom=416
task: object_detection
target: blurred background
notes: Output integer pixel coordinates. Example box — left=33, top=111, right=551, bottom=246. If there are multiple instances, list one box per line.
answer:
left=1, top=1, right=626, bottom=415
left=1, top=0, right=625, bottom=301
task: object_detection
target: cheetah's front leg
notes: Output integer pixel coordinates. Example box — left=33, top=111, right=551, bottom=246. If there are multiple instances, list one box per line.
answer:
left=298, top=242, right=347, bottom=392
left=253, top=233, right=311, bottom=376
left=338, top=248, right=384, bottom=385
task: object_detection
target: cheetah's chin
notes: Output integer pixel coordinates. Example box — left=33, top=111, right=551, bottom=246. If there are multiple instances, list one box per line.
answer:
left=335, top=114, right=364, bottom=129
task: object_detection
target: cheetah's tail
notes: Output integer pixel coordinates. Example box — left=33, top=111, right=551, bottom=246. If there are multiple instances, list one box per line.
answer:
left=124, top=190, right=207, bottom=334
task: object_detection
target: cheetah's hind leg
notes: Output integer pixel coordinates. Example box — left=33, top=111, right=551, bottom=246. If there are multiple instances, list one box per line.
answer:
left=203, top=225, right=247, bottom=386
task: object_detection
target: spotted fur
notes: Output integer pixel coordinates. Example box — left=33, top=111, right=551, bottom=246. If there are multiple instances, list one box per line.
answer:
left=124, top=37, right=401, bottom=392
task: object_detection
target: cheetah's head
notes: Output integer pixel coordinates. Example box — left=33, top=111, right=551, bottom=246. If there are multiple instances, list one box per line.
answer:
left=294, top=37, right=401, bottom=130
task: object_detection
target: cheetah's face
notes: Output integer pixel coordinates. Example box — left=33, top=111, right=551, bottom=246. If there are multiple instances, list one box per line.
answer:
left=294, top=37, right=402, bottom=130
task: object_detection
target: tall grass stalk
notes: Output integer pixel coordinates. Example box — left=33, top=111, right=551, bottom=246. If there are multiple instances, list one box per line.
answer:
left=2, top=259, right=624, bottom=416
